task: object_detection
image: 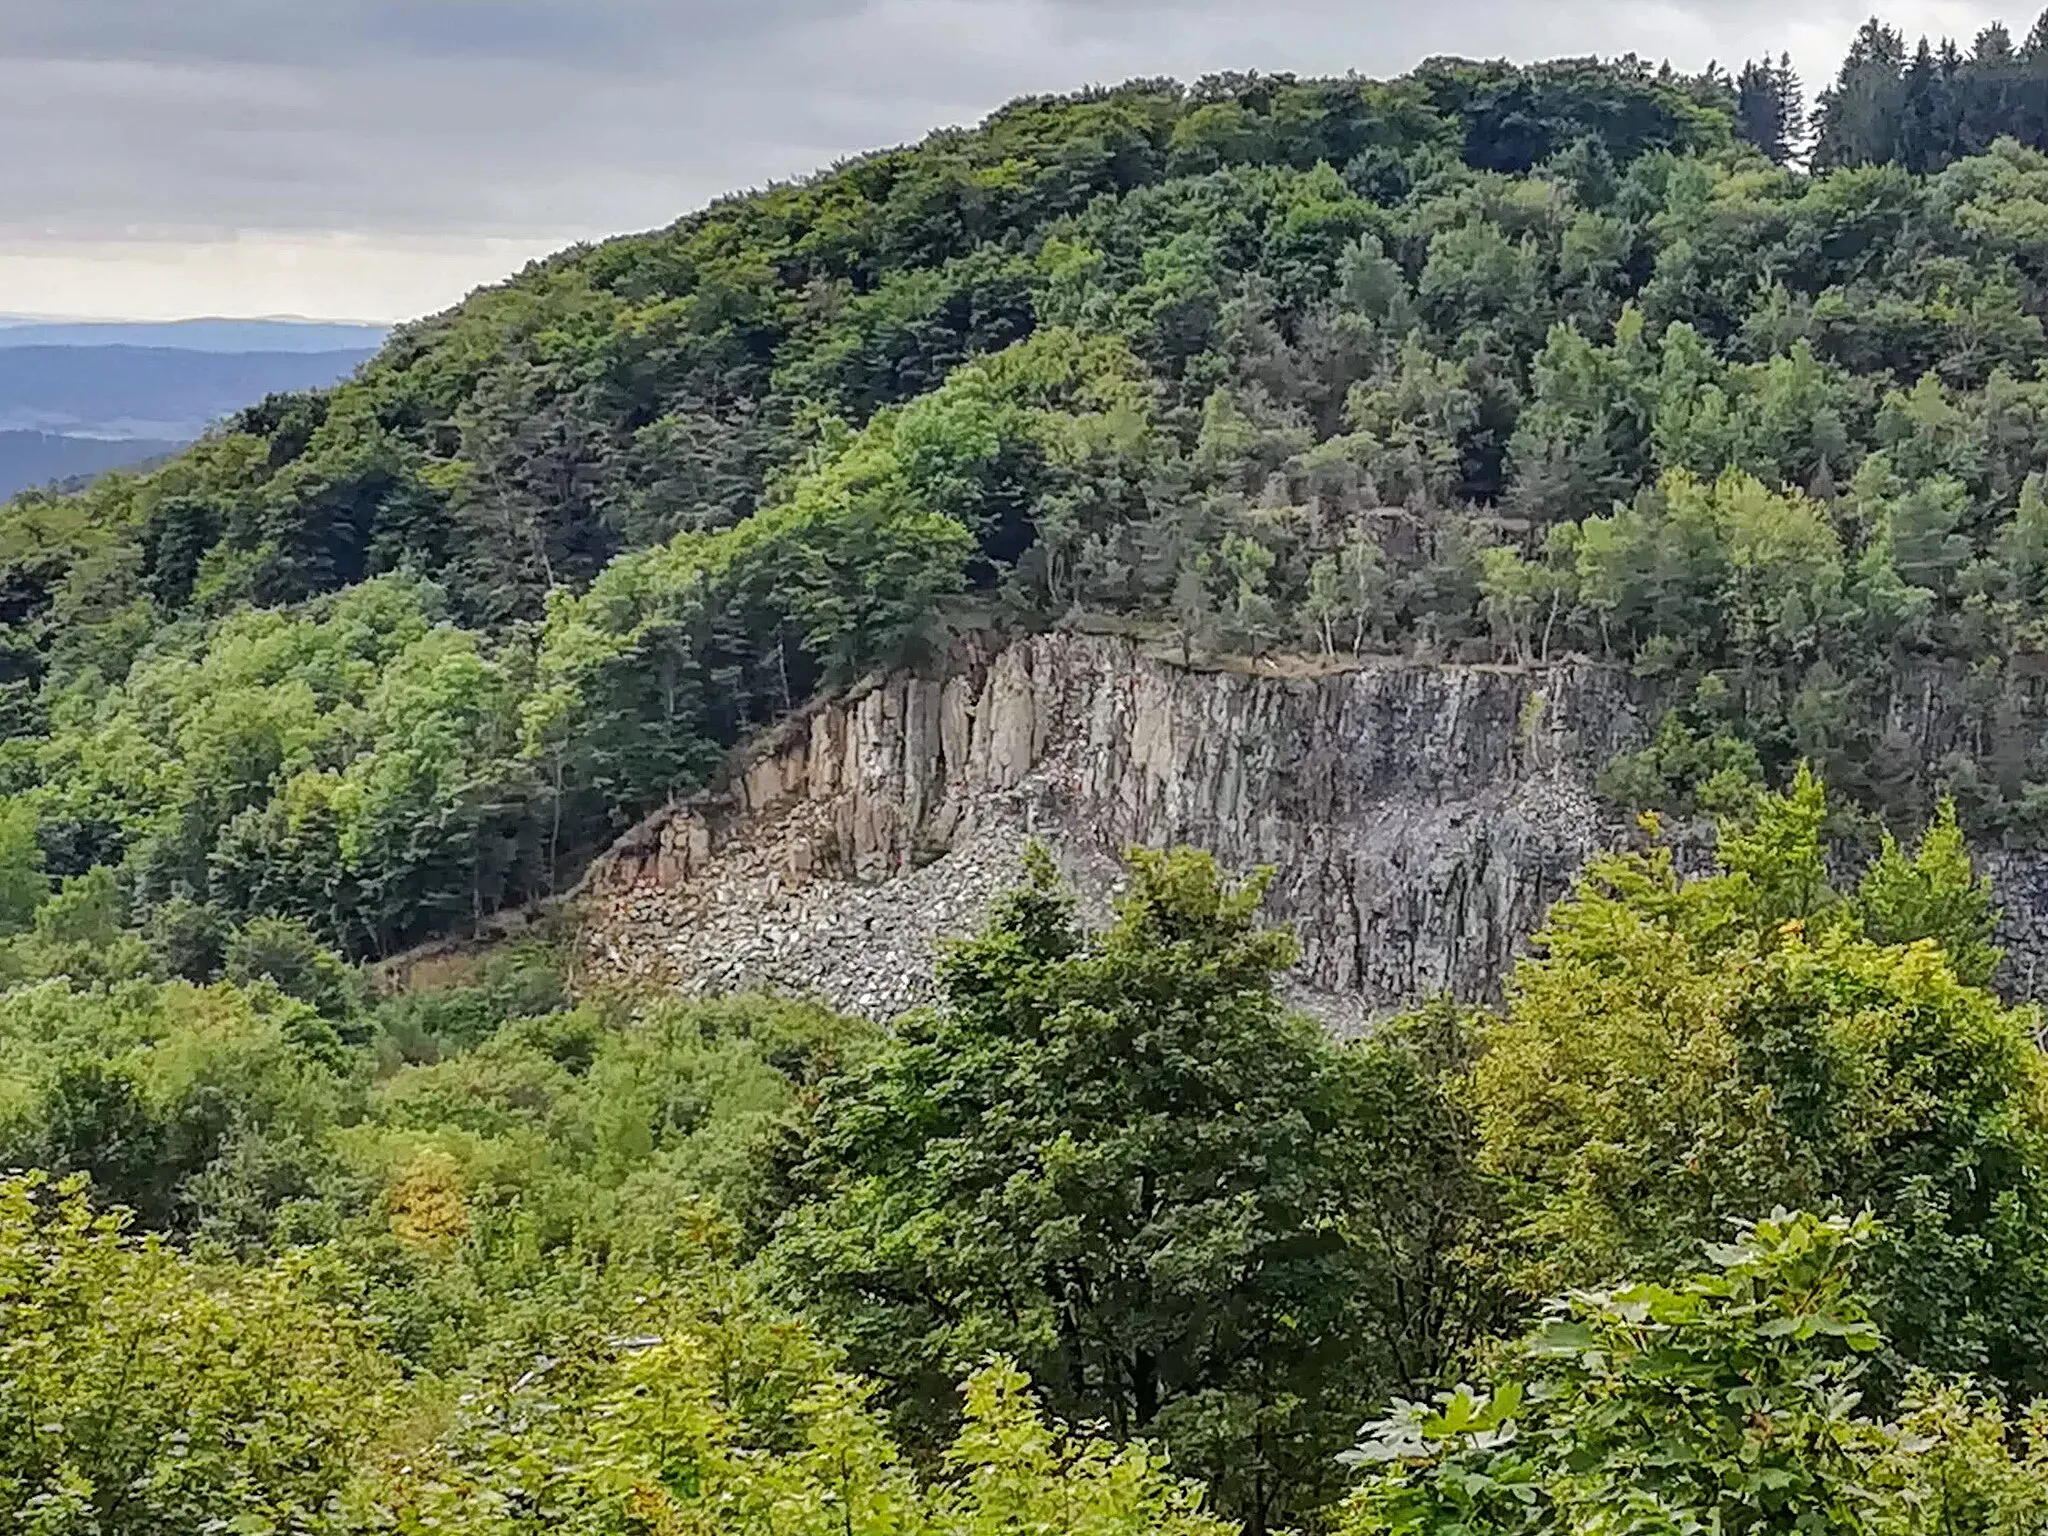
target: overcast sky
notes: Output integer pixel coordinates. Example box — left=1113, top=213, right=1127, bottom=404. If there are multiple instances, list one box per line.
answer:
left=4, top=0, right=2024, bottom=323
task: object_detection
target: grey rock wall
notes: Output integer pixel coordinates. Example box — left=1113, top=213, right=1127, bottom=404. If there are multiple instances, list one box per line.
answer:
left=580, top=633, right=1661, bottom=1027
left=576, top=632, right=2048, bottom=1026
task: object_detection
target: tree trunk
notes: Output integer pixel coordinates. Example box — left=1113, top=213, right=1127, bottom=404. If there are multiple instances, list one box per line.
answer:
left=1131, top=1349, right=1159, bottom=1427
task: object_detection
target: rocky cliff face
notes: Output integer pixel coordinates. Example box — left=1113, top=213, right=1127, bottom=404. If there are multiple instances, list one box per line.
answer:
left=577, top=631, right=2048, bottom=1026
left=578, top=632, right=1664, bottom=1029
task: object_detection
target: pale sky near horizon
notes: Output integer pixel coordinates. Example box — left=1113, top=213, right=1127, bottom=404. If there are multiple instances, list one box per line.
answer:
left=4, top=0, right=2030, bottom=325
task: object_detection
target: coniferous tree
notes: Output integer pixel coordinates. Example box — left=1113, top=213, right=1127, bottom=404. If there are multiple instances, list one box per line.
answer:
left=1961, top=25, right=2017, bottom=153
left=1775, top=51, right=1808, bottom=155
left=1735, top=53, right=1805, bottom=163
left=1803, top=13, right=2048, bottom=171
left=2021, top=8, right=2048, bottom=142
left=1899, top=38, right=1953, bottom=172
left=2027, top=7, right=2048, bottom=56
left=1813, top=19, right=1909, bottom=168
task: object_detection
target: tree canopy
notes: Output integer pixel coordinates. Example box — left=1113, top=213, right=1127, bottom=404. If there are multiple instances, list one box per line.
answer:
left=767, top=845, right=1497, bottom=1531
left=0, top=786, right=2044, bottom=1531
left=1474, top=769, right=2048, bottom=1396
left=1338, top=1210, right=2048, bottom=1536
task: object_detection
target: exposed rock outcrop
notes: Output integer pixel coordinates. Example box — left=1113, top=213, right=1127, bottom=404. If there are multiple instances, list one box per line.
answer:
left=578, top=633, right=1657, bottom=1030
left=577, top=632, right=2048, bottom=1027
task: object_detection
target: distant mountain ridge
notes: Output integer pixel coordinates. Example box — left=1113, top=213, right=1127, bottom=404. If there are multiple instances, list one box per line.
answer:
left=0, top=431, right=182, bottom=497
left=0, top=320, right=382, bottom=497
left=0, top=318, right=388, bottom=353
left=0, top=344, right=377, bottom=442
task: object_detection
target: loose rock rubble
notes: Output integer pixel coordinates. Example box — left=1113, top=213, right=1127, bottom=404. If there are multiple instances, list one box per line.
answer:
left=593, top=816, right=1034, bottom=1020
left=580, top=688, right=1138, bottom=1021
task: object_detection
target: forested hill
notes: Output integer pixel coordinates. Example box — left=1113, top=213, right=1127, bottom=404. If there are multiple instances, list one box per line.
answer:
left=18, top=30, right=2048, bottom=965
left=30, top=24, right=2048, bottom=1536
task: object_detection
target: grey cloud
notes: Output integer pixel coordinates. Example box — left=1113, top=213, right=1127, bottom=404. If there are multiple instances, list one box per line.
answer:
left=0, top=0, right=2017, bottom=249
left=9, top=1, right=871, bottom=69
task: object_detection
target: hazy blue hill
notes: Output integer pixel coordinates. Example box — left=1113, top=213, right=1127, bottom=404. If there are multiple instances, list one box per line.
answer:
left=0, top=320, right=382, bottom=494
left=0, top=318, right=388, bottom=352
left=0, top=430, right=182, bottom=498
left=0, top=344, right=377, bottom=439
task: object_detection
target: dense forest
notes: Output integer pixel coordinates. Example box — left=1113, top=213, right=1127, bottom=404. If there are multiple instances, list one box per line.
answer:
left=19, top=12, right=2048, bottom=1534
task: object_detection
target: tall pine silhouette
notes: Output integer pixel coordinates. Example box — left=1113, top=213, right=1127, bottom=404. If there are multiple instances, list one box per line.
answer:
left=1736, top=52, right=1806, bottom=163
left=1811, top=10, right=2048, bottom=170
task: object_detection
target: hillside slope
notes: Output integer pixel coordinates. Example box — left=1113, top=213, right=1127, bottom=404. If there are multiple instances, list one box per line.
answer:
left=11, top=46, right=2048, bottom=969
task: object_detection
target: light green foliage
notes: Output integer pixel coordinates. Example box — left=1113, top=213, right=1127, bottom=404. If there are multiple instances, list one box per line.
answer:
left=3, top=807, right=2048, bottom=1531
left=770, top=844, right=1499, bottom=1532
left=1854, top=798, right=2004, bottom=986
left=15, top=572, right=541, bottom=956
left=362, top=1284, right=1229, bottom=1536
left=0, top=978, right=347, bottom=1234
left=1338, top=1210, right=2048, bottom=1536
left=527, top=328, right=1136, bottom=819
left=1597, top=706, right=1765, bottom=818
left=0, top=1172, right=394, bottom=1533
left=0, top=909, right=1236, bottom=1532
left=1473, top=770, right=2048, bottom=1395
left=7, top=866, right=152, bottom=986
left=365, top=942, right=568, bottom=1060
left=227, top=914, right=361, bottom=1024
left=0, top=1177, right=1229, bottom=1536
left=0, top=797, right=46, bottom=933
left=344, top=991, right=877, bottom=1277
